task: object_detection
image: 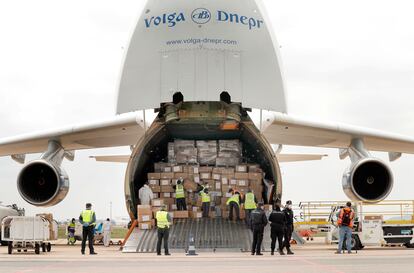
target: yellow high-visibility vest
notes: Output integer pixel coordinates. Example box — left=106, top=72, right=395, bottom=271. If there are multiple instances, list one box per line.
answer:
left=156, top=211, right=170, bottom=228
left=81, top=210, right=95, bottom=226
left=244, top=192, right=257, bottom=210
left=200, top=191, right=210, bottom=203
left=175, top=184, right=185, bottom=199
left=227, top=194, right=240, bottom=206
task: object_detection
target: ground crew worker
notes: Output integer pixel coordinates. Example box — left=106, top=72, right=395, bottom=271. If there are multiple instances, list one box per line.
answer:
left=67, top=218, right=76, bottom=245
left=79, top=203, right=97, bottom=255
left=103, top=218, right=112, bottom=247
left=226, top=190, right=241, bottom=221
left=156, top=205, right=172, bottom=256
left=138, top=181, right=154, bottom=205
left=335, top=202, right=355, bottom=254
left=282, top=200, right=295, bottom=255
left=250, top=202, right=267, bottom=255
left=199, top=188, right=211, bottom=218
left=243, top=188, right=257, bottom=228
left=269, top=204, right=286, bottom=255
left=173, top=178, right=187, bottom=211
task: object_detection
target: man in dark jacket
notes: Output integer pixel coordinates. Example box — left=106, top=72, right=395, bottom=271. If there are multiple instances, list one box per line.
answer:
left=282, top=200, right=294, bottom=255
left=250, top=202, right=268, bottom=255
left=268, top=204, right=286, bottom=255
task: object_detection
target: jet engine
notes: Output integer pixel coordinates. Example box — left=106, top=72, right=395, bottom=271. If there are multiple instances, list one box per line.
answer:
left=342, top=157, right=393, bottom=203
left=17, top=141, right=70, bottom=207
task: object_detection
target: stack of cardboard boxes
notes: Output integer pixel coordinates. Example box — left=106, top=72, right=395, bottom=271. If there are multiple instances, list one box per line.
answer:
left=137, top=139, right=271, bottom=230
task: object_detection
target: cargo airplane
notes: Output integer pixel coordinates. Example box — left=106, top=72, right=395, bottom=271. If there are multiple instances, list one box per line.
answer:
left=1, top=0, right=413, bottom=220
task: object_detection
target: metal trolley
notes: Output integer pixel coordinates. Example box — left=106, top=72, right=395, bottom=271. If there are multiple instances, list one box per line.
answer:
left=1, top=216, right=52, bottom=254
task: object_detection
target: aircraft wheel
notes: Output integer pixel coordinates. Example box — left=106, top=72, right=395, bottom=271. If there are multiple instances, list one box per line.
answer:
left=35, top=243, right=40, bottom=254
left=7, top=242, right=12, bottom=255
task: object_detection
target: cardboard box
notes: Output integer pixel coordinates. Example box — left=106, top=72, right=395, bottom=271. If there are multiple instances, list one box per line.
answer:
left=230, top=179, right=237, bottom=185
left=191, top=166, right=199, bottom=174
left=138, top=214, right=152, bottom=222
left=212, top=173, right=221, bottom=180
left=153, top=193, right=159, bottom=199
left=163, top=198, right=175, bottom=205
left=215, top=182, right=221, bottom=191
left=236, top=165, right=248, bottom=172
left=149, top=185, right=161, bottom=192
left=221, top=177, right=229, bottom=185
left=171, top=204, right=177, bottom=211
left=248, top=165, right=261, bottom=173
left=151, top=199, right=164, bottom=207
left=237, top=180, right=249, bottom=187
left=161, top=172, right=174, bottom=179
left=194, top=176, right=200, bottom=183
left=173, top=165, right=183, bottom=173
left=174, top=172, right=188, bottom=179
left=160, top=179, right=171, bottom=186
left=190, top=211, right=203, bottom=218
left=235, top=172, right=249, bottom=179
left=221, top=168, right=235, bottom=175
left=148, top=173, right=161, bottom=180
left=148, top=179, right=159, bottom=185
left=161, top=185, right=174, bottom=193
left=199, top=166, right=213, bottom=173
left=248, top=172, right=263, bottom=180
left=222, top=185, right=232, bottom=194
left=162, top=166, right=172, bottom=173
left=174, top=211, right=189, bottom=218
left=200, top=172, right=211, bottom=179
left=137, top=205, right=153, bottom=220
left=139, top=221, right=153, bottom=230
left=163, top=192, right=172, bottom=198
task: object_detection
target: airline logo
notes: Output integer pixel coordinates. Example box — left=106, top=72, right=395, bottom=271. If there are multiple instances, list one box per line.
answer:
left=191, top=8, right=211, bottom=24
left=144, top=8, right=263, bottom=30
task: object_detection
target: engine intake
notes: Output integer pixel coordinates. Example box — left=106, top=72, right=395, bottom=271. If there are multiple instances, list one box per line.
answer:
left=17, top=159, right=69, bottom=207
left=342, top=158, right=393, bottom=203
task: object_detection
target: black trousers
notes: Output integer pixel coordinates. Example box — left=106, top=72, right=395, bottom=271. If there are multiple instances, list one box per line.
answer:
left=228, top=202, right=240, bottom=220
left=81, top=225, right=95, bottom=253
left=176, top=198, right=187, bottom=211
left=245, top=209, right=254, bottom=228
left=271, top=226, right=284, bottom=252
left=157, top=228, right=170, bottom=254
left=283, top=225, right=293, bottom=249
left=252, top=228, right=264, bottom=254
left=202, top=202, right=210, bottom=218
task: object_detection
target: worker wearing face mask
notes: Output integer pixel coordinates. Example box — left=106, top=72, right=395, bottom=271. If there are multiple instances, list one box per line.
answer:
left=282, top=200, right=294, bottom=255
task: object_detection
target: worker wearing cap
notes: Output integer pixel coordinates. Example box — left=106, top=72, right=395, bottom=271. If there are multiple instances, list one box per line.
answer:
left=156, top=205, right=172, bottom=256
left=79, top=203, right=97, bottom=255
left=173, top=177, right=187, bottom=211
left=226, top=190, right=241, bottom=221
left=282, top=200, right=294, bottom=255
left=199, top=188, right=211, bottom=218
left=243, top=188, right=257, bottom=228
left=250, top=202, right=268, bottom=255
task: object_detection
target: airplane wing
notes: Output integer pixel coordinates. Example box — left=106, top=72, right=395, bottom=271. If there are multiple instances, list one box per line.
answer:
left=263, top=112, right=414, bottom=156
left=90, top=155, right=130, bottom=163
left=276, top=154, right=327, bottom=163
left=89, top=153, right=327, bottom=163
left=0, top=112, right=145, bottom=157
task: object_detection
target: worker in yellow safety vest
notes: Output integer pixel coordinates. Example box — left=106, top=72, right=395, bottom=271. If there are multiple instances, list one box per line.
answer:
left=243, top=189, right=257, bottom=228
left=173, top=177, right=187, bottom=211
left=156, top=205, right=172, bottom=256
left=199, top=188, right=211, bottom=218
left=79, top=203, right=97, bottom=255
left=226, top=190, right=241, bottom=221
left=67, top=218, right=76, bottom=245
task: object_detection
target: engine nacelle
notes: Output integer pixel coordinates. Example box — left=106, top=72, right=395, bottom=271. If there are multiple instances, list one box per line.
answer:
left=342, top=158, right=393, bottom=203
left=17, top=159, right=69, bottom=207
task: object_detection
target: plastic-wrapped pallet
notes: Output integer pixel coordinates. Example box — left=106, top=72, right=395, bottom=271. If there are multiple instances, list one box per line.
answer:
left=196, top=140, right=217, bottom=165
left=218, top=140, right=242, bottom=158
left=217, top=140, right=242, bottom=166
left=168, top=142, right=175, bottom=163
left=174, top=140, right=197, bottom=164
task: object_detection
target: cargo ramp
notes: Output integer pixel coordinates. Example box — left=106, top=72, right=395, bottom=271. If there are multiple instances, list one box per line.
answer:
left=123, top=218, right=279, bottom=253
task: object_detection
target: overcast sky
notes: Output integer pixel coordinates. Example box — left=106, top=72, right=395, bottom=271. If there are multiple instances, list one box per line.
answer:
left=1, top=0, right=414, bottom=221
